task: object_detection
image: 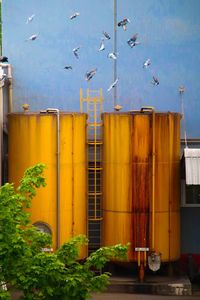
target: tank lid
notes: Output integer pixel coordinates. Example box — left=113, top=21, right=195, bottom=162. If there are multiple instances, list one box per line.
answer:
left=8, top=111, right=87, bottom=116
left=102, top=110, right=181, bottom=116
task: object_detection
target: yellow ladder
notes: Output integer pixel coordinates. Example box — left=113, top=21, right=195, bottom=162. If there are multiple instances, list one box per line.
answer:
left=80, top=88, right=103, bottom=254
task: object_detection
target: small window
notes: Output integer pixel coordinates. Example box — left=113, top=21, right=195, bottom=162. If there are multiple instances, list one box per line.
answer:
left=181, top=180, right=200, bottom=207
left=33, top=222, right=52, bottom=235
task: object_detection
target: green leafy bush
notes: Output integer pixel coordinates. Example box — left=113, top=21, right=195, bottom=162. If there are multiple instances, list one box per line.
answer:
left=0, top=164, right=128, bottom=300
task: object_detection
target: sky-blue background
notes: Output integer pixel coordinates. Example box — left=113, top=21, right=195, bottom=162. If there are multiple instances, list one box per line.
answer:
left=3, top=0, right=200, bottom=137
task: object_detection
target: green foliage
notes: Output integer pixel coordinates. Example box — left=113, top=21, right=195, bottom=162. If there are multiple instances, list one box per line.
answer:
left=0, top=164, right=128, bottom=300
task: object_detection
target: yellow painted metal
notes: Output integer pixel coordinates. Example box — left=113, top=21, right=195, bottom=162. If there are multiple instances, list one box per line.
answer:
left=80, top=88, right=103, bottom=222
left=154, top=113, right=181, bottom=262
left=80, top=88, right=103, bottom=253
left=102, top=112, right=181, bottom=262
left=8, top=112, right=87, bottom=257
left=102, top=113, right=133, bottom=259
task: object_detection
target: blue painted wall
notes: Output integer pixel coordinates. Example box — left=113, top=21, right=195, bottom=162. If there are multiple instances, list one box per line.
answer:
left=3, top=0, right=200, bottom=255
left=3, top=0, right=200, bottom=137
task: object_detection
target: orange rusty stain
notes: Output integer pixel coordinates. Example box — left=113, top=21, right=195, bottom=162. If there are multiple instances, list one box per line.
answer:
left=102, top=111, right=181, bottom=262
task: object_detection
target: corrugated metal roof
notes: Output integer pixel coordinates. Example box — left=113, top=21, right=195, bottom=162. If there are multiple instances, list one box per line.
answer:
left=184, top=148, right=200, bottom=185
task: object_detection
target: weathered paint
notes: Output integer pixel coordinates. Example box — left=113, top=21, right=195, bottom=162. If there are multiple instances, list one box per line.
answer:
left=102, top=112, right=181, bottom=262
left=8, top=112, right=87, bottom=257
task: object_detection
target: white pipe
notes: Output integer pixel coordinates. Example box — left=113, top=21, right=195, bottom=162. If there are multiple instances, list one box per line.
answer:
left=0, top=63, right=12, bottom=112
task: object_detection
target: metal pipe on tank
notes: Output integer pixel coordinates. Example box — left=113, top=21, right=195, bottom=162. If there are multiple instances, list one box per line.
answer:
left=151, top=109, right=155, bottom=250
left=140, top=107, right=156, bottom=251
left=71, top=114, right=75, bottom=236
left=46, top=108, right=60, bottom=248
left=168, top=113, right=172, bottom=266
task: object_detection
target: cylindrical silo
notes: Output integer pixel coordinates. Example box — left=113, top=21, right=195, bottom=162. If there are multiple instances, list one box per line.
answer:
left=8, top=112, right=87, bottom=257
left=102, top=110, right=181, bottom=266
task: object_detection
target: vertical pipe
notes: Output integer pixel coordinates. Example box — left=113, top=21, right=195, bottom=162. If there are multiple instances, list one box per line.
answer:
left=138, top=251, right=140, bottom=266
left=47, top=109, right=60, bottom=248
left=144, top=251, right=147, bottom=267
left=0, top=0, right=5, bottom=183
left=0, top=0, right=2, bottom=56
left=168, top=113, right=171, bottom=264
left=7, top=64, right=13, bottom=112
left=113, top=0, right=117, bottom=107
left=94, top=98, right=97, bottom=219
left=72, top=114, right=75, bottom=236
left=151, top=109, right=155, bottom=250
left=56, top=110, right=60, bottom=248
left=0, top=83, right=3, bottom=185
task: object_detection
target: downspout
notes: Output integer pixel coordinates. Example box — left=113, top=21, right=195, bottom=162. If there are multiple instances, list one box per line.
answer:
left=0, top=0, right=13, bottom=113
left=71, top=114, right=75, bottom=237
left=140, top=106, right=156, bottom=250
left=7, top=64, right=13, bottom=112
left=0, top=79, right=3, bottom=185
left=168, top=113, right=172, bottom=271
left=46, top=108, right=60, bottom=249
left=0, top=0, right=2, bottom=56
left=0, top=63, right=13, bottom=112
left=151, top=108, right=156, bottom=251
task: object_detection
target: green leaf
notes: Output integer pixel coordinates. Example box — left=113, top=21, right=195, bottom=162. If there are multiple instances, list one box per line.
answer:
left=0, top=164, right=128, bottom=299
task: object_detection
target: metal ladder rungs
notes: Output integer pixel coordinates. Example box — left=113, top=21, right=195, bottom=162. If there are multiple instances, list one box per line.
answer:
left=80, top=88, right=103, bottom=253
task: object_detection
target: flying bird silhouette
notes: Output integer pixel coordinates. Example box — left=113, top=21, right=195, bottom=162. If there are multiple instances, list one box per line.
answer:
left=128, top=41, right=140, bottom=48
left=26, top=14, right=35, bottom=24
left=103, top=31, right=111, bottom=40
left=151, top=76, right=159, bottom=86
left=108, top=52, right=117, bottom=60
left=70, top=12, right=80, bottom=20
left=107, top=78, right=119, bottom=92
left=73, top=46, right=80, bottom=59
left=26, top=34, right=39, bottom=41
left=85, top=68, right=97, bottom=81
left=118, top=18, right=130, bottom=31
left=143, top=59, right=151, bottom=68
left=98, top=39, right=105, bottom=51
left=64, top=66, right=72, bottom=70
left=127, top=33, right=139, bottom=47
left=0, top=56, right=8, bottom=63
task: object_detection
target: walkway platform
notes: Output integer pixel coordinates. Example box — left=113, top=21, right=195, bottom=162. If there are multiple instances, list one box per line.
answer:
left=106, top=276, right=192, bottom=296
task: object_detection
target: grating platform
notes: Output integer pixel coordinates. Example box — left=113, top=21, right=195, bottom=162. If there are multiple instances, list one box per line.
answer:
left=106, top=276, right=192, bottom=296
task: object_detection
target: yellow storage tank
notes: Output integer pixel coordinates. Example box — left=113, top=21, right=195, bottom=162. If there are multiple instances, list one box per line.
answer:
left=102, top=110, right=181, bottom=264
left=8, top=112, right=87, bottom=257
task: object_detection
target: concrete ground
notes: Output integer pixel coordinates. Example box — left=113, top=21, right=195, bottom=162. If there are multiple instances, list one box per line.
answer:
left=92, top=292, right=200, bottom=300
left=10, top=289, right=200, bottom=300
